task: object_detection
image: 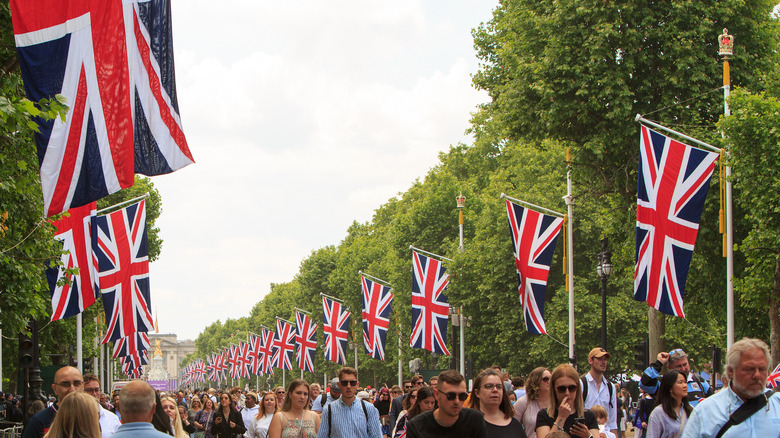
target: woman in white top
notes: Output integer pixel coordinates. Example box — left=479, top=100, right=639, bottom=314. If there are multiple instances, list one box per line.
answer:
left=247, top=392, right=277, bottom=438
left=513, top=367, right=551, bottom=438
left=646, top=370, right=692, bottom=438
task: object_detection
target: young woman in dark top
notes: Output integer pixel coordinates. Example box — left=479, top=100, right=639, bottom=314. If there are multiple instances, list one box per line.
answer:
left=374, top=388, right=392, bottom=437
left=469, top=368, right=527, bottom=438
left=536, top=364, right=599, bottom=438
left=210, top=393, right=246, bottom=438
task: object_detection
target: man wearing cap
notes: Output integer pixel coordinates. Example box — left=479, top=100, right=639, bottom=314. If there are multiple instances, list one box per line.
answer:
left=311, top=378, right=341, bottom=414
left=639, top=347, right=713, bottom=407
left=581, top=348, right=618, bottom=435
left=240, top=392, right=259, bottom=437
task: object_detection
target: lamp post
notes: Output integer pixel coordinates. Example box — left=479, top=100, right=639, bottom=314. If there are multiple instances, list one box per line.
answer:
left=455, top=193, right=466, bottom=375
left=596, top=238, right=612, bottom=350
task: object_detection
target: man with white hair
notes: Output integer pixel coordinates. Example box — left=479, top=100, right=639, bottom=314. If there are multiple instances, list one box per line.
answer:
left=680, top=337, right=780, bottom=438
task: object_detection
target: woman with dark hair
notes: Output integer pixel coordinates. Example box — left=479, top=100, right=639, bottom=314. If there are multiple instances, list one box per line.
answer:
left=391, top=387, right=435, bottom=438
left=514, top=367, right=551, bottom=438
left=194, top=397, right=216, bottom=438
left=268, top=379, right=320, bottom=438
left=210, top=393, right=246, bottom=438
left=470, top=368, right=526, bottom=438
left=247, top=392, right=276, bottom=438
left=390, top=387, right=419, bottom=438
left=536, top=364, right=599, bottom=438
left=646, top=370, right=692, bottom=438
left=374, top=388, right=392, bottom=438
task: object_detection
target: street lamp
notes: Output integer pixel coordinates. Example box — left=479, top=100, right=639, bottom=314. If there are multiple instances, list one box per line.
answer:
left=596, top=238, right=612, bottom=350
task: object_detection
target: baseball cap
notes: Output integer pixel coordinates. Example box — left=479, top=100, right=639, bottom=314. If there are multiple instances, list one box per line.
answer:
left=588, top=347, right=611, bottom=360
left=330, top=378, right=341, bottom=393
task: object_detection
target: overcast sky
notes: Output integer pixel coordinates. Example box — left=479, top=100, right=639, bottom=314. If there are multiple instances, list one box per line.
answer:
left=149, top=0, right=496, bottom=341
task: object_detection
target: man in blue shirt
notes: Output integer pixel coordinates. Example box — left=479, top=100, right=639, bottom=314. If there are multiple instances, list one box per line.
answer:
left=22, top=366, right=82, bottom=438
left=112, top=380, right=172, bottom=438
left=681, top=338, right=780, bottom=438
left=317, top=367, right=381, bottom=438
left=640, top=347, right=713, bottom=407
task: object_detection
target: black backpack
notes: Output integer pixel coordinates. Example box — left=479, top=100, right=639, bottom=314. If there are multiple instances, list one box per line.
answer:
left=580, top=375, right=613, bottom=408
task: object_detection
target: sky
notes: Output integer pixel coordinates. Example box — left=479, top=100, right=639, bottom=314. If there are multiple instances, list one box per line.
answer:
left=150, top=0, right=497, bottom=341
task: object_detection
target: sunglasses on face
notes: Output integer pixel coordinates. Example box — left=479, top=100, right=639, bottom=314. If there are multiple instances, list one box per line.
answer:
left=404, top=386, right=411, bottom=390
left=541, top=376, right=551, bottom=383
left=276, top=391, right=285, bottom=394
left=443, top=392, right=469, bottom=401
left=340, top=380, right=358, bottom=387
left=556, top=385, right=578, bottom=394
left=481, top=383, right=502, bottom=391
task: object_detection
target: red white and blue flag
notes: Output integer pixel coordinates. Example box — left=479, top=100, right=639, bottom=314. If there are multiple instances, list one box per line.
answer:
left=207, top=353, right=221, bottom=382
left=505, top=200, right=564, bottom=335
left=46, top=202, right=99, bottom=321
left=112, top=332, right=150, bottom=358
left=227, top=344, right=242, bottom=380
left=411, top=251, right=450, bottom=355
left=271, top=319, right=295, bottom=371
left=257, top=328, right=275, bottom=375
left=768, top=363, right=780, bottom=389
left=10, top=0, right=193, bottom=217
left=94, top=200, right=153, bottom=342
left=295, top=311, right=318, bottom=372
left=361, top=276, right=393, bottom=361
left=246, top=333, right=263, bottom=376
left=322, top=296, right=351, bottom=365
left=195, top=358, right=207, bottom=383
left=634, top=126, right=718, bottom=317
left=120, top=350, right=148, bottom=374
left=236, top=341, right=251, bottom=378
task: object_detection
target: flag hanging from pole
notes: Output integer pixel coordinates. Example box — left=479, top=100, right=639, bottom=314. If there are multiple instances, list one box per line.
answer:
left=322, top=296, right=350, bottom=365
left=10, top=0, right=193, bottom=218
left=46, top=202, right=99, bottom=321
left=112, top=332, right=150, bottom=358
left=295, top=311, right=318, bottom=372
left=271, top=319, right=295, bottom=371
left=361, top=276, right=393, bottom=361
left=505, top=199, right=564, bottom=335
left=634, top=125, right=718, bottom=317
left=410, top=251, right=451, bottom=355
left=247, top=333, right=263, bottom=376
left=258, top=327, right=275, bottom=375
left=95, top=199, right=153, bottom=342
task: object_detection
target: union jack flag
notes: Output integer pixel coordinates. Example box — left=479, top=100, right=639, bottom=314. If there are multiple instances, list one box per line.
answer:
left=236, top=341, right=251, bottom=378
left=120, top=350, right=148, bottom=374
left=95, top=200, right=153, bottom=342
left=295, top=311, right=318, bottom=372
left=411, top=251, right=450, bottom=355
left=46, top=202, right=99, bottom=321
left=228, top=344, right=242, bottom=380
left=361, top=276, right=393, bottom=361
left=634, top=126, right=718, bottom=317
left=10, top=0, right=193, bottom=218
left=271, top=319, right=295, bottom=371
left=257, top=328, right=275, bottom=375
left=112, top=332, right=150, bottom=358
left=505, top=200, right=564, bottom=335
left=194, top=358, right=207, bottom=383
left=322, top=296, right=351, bottom=365
left=246, top=333, right=262, bottom=376
left=767, top=363, right=780, bottom=389
left=207, top=353, right=221, bottom=382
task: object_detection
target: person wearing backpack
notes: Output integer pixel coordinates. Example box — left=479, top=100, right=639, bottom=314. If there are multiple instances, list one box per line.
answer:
left=581, top=348, right=618, bottom=436
left=316, top=367, right=381, bottom=438
left=680, top=338, right=780, bottom=438
left=639, top=348, right=713, bottom=408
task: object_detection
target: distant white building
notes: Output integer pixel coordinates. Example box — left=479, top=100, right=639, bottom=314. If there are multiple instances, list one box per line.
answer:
left=143, top=333, right=196, bottom=381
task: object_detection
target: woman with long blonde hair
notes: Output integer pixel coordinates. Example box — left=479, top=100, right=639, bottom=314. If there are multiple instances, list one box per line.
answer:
left=161, top=396, right=190, bottom=438
left=44, top=392, right=101, bottom=438
left=536, top=364, right=599, bottom=438
left=247, top=392, right=277, bottom=438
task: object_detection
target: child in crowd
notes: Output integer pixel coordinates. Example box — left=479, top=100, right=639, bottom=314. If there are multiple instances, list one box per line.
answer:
left=591, top=405, right=616, bottom=438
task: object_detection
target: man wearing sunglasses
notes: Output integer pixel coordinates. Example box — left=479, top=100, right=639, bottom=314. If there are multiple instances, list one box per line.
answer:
left=22, top=366, right=83, bottom=438
left=317, top=367, right=381, bottom=438
left=639, top=347, right=713, bottom=407
left=406, top=370, right=487, bottom=438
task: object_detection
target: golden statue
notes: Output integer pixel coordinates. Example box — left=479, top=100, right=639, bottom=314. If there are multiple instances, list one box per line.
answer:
left=154, top=338, right=162, bottom=357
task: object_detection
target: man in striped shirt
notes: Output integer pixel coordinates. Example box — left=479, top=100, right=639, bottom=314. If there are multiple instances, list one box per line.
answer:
left=317, top=367, right=382, bottom=438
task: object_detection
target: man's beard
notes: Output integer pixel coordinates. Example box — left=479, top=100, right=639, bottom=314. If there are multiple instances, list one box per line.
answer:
left=731, top=377, right=766, bottom=399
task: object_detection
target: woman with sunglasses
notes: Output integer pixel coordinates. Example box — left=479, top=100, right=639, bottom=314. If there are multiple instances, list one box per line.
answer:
left=210, top=393, right=246, bottom=438
left=536, top=364, right=599, bottom=438
left=188, top=398, right=202, bottom=425
left=515, top=367, right=552, bottom=438
left=267, top=379, right=320, bottom=438
left=247, top=392, right=277, bottom=438
left=469, top=369, right=526, bottom=438
left=194, top=397, right=216, bottom=438
left=645, top=370, right=691, bottom=438
left=390, top=387, right=419, bottom=437
left=271, top=387, right=286, bottom=410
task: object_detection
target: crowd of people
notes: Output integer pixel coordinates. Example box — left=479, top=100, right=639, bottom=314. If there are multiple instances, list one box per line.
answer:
left=11, top=337, right=780, bottom=438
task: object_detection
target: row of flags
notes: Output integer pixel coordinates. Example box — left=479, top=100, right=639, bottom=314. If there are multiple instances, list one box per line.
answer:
left=48, top=198, right=153, bottom=378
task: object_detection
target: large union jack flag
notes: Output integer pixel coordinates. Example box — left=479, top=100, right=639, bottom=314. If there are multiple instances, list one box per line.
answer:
left=295, top=311, right=318, bottom=372
left=634, top=126, right=718, bottom=317
left=271, top=319, right=295, bottom=371
left=322, top=296, right=351, bottom=365
left=361, top=276, right=393, bottom=361
left=112, top=332, right=150, bottom=358
left=46, top=202, right=99, bottom=321
left=227, top=344, right=242, bottom=380
left=94, top=200, right=153, bottom=343
left=10, top=0, right=193, bottom=218
left=411, top=251, right=450, bottom=355
left=257, top=328, right=275, bottom=375
left=505, top=200, right=564, bottom=335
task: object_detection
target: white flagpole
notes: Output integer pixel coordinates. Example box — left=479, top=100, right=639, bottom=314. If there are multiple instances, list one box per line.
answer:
left=77, top=313, right=83, bottom=372
left=564, top=149, right=576, bottom=366
left=719, top=30, right=735, bottom=349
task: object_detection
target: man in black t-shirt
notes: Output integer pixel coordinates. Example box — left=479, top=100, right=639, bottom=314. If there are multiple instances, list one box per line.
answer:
left=406, top=370, right=487, bottom=438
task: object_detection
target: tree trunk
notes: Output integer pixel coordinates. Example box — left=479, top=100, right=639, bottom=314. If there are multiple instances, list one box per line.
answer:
left=770, top=256, right=780, bottom=365
left=648, top=307, right=665, bottom=361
